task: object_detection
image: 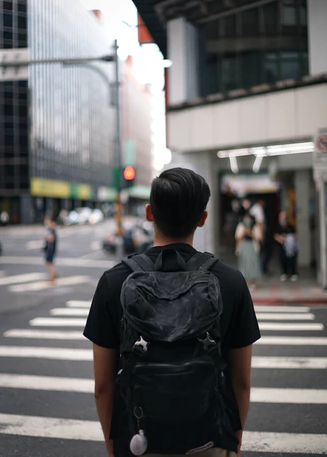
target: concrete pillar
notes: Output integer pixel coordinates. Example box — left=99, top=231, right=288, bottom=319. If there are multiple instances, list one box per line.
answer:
left=20, top=195, right=34, bottom=224
left=307, top=0, right=327, bottom=75
left=167, top=18, right=199, bottom=105
left=295, top=170, right=311, bottom=267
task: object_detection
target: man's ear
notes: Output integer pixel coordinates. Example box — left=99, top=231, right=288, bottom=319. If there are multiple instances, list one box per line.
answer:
left=145, top=204, right=154, bottom=222
left=198, top=211, right=208, bottom=228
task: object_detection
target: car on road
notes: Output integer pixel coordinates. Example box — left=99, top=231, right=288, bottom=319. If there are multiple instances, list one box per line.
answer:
left=102, top=223, right=153, bottom=255
left=89, top=209, right=104, bottom=225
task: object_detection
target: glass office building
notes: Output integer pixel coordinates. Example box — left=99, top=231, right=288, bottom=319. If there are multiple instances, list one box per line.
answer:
left=201, top=0, right=308, bottom=95
left=0, top=0, right=116, bottom=223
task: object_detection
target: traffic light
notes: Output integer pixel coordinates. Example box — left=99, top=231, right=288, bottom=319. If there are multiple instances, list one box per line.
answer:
left=123, top=166, right=135, bottom=187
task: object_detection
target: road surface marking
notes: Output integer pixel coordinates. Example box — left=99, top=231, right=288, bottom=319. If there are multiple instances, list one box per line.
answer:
left=0, top=346, right=92, bottom=360
left=0, top=413, right=103, bottom=441
left=10, top=275, right=91, bottom=292
left=257, top=336, right=327, bottom=345
left=50, top=308, right=88, bottom=316
left=254, top=306, right=311, bottom=313
left=242, top=431, right=327, bottom=453
left=252, top=356, right=327, bottom=369
left=0, top=273, right=47, bottom=286
left=0, top=374, right=93, bottom=393
left=251, top=387, right=327, bottom=404
left=91, top=241, right=101, bottom=250
left=0, top=414, right=326, bottom=452
left=1, top=374, right=327, bottom=405
left=26, top=240, right=43, bottom=250
left=0, top=256, right=114, bottom=269
left=29, top=317, right=86, bottom=327
left=66, top=300, right=91, bottom=308
left=3, top=329, right=84, bottom=340
left=259, top=322, right=324, bottom=331
left=256, top=313, right=315, bottom=321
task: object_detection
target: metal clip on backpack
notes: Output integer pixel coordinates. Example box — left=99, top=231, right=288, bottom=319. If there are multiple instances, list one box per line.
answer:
left=117, top=249, right=226, bottom=455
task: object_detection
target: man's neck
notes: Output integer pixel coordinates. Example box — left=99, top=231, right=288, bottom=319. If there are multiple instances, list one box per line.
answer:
left=152, top=235, right=194, bottom=248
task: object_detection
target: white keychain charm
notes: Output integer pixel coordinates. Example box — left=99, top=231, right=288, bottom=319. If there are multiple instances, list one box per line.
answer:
left=130, top=429, right=148, bottom=456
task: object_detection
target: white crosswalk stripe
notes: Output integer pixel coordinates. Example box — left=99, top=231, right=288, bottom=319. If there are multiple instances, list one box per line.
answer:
left=254, top=305, right=311, bottom=313
left=257, top=336, right=327, bottom=345
left=9, top=275, right=91, bottom=292
left=0, top=413, right=103, bottom=441
left=259, top=322, right=324, bottom=331
left=66, top=300, right=91, bottom=308
left=29, top=317, right=86, bottom=327
left=1, top=374, right=327, bottom=405
left=50, top=308, right=89, bottom=316
left=0, top=346, right=92, bottom=361
left=256, top=312, right=315, bottom=320
left=3, top=329, right=84, bottom=340
left=0, top=273, right=47, bottom=286
left=242, top=431, right=327, bottom=453
left=0, top=300, right=327, bottom=454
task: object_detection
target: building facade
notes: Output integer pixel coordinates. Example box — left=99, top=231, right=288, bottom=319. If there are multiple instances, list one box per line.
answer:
left=121, top=56, right=153, bottom=206
left=133, top=0, right=327, bottom=283
left=0, top=0, right=153, bottom=223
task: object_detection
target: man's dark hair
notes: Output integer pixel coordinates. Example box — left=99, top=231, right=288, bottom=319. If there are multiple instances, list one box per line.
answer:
left=149, top=167, right=211, bottom=238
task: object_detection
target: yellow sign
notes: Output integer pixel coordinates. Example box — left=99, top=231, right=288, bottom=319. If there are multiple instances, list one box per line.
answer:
left=31, top=178, right=70, bottom=199
left=30, top=178, right=93, bottom=200
left=77, top=184, right=93, bottom=200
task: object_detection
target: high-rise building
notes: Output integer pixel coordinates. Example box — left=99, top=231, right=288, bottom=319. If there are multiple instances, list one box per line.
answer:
left=133, top=0, right=327, bottom=282
left=0, top=0, right=153, bottom=223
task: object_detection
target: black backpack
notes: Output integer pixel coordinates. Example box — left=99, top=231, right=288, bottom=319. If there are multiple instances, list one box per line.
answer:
left=117, top=249, right=226, bottom=455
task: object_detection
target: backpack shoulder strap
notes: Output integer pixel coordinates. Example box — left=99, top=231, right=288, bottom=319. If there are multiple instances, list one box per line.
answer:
left=186, top=252, right=218, bottom=271
left=122, top=253, right=155, bottom=272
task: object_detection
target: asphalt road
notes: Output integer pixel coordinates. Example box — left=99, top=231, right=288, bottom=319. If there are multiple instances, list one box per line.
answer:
left=0, top=223, right=326, bottom=457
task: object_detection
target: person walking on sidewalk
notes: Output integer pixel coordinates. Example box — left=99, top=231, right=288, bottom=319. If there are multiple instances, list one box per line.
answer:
left=235, top=213, right=263, bottom=290
left=274, top=211, right=298, bottom=282
left=84, top=167, right=260, bottom=457
left=43, top=215, right=58, bottom=282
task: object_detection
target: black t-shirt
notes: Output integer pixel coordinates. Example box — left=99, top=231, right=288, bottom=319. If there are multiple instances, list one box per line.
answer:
left=84, top=243, right=261, bottom=454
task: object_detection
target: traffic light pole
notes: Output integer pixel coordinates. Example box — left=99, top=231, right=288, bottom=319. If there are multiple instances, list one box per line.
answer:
left=113, top=39, right=124, bottom=262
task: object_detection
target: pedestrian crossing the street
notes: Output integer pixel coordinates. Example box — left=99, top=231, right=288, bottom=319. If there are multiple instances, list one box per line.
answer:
left=0, top=300, right=327, bottom=455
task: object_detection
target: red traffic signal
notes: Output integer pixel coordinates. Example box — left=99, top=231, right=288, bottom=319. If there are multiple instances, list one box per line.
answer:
left=123, top=166, right=135, bottom=181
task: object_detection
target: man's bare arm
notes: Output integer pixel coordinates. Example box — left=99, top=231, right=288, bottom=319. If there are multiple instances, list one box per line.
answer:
left=227, top=344, right=253, bottom=456
left=93, top=344, right=118, bottom=457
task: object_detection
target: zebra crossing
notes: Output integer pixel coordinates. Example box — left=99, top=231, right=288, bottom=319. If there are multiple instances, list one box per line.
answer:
left=0, top=271, right=92, bottom=294
left=0, top=300, right=326, bottom=455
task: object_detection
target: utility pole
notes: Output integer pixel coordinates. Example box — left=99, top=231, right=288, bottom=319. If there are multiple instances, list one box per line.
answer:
left=0, top=41, right=125, bottom=262
left=113, top=39, right=124, bottom=261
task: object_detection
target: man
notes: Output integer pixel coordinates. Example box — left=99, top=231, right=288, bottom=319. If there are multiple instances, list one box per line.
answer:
left=84, top=168, right=260, bottom=457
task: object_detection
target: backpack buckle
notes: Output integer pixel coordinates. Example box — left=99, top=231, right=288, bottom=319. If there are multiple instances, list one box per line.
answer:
left=133, top=336, right=149, bottom=356
left=198, top=332, right=217, bottom=353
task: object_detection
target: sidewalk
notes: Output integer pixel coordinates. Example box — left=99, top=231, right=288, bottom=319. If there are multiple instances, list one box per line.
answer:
left=220, top=250, right=327, bottom=305
left=251, top=274, right=327, bottom=305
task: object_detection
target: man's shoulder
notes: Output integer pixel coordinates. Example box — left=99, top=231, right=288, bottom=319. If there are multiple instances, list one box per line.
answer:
left=103, top=261, right=131, bottom=284
left=211, top=258, right=245, bottom=291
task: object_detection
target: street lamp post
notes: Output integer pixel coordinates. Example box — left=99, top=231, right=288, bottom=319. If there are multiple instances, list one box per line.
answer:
left=0, top=41, right=125, bottom=261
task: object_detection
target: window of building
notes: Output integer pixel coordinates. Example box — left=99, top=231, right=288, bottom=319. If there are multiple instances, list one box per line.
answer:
left=282, top=0, right=297, bottom=26
left=263, top=2, right=279, bottom=35
left=3, top=1, right=13, bottom=11
left=241, top=8, right=259, bottom=36
left=220, top=15, right=237, bottom=37
left=3, top=13, right=12, bottom=28
left=280, top=51, right=300, bottom=79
